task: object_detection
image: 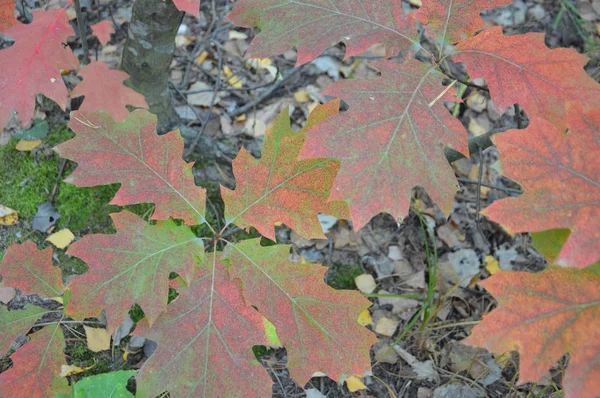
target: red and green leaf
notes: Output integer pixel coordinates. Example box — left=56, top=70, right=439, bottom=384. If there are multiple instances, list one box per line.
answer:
left=0, top=305, right=48, bottom=356
left=66, top=211, right=203, bottom=331
left=454, top=27, right=600, bottom=132
left=0, top=323, right=69, bottom=398
left=55, top=110, right=206, bottom=225
left=228, top=0, right=420, bottom=65
left=0, top=9, right=79, bottom=129
left=222, top=102, right=349, bottom=241
left=463, top=267, right=600, bottom=398
left=0, top=241, right=64, bottom=298
left=300, top=59, right=467, bottom=229
left=224, top=239, right=376, bottom=384
left=484, top=112, right=600, bottom=268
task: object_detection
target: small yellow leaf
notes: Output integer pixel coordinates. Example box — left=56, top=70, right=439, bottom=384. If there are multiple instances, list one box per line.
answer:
left=46, top=228, right=75, bottom=249
left=123, top=351, right=129, bottom=361
left=357, top=309, right=373, bottom=326
left=50, top=296, right=64, bottom=304
left=223, top=65, right=233, bottom=78
left=345, top=375, right=367, bottom=392
left=60, top=364, right=93, bottom=377
left=195, top=51, right=209, bottom=65
left=294, top=91, right=311, bottom=103
left=235, top=114, right=247, bottom=122
left=494, top=351, right=513, bottom=368
left=228, top=75, right=243, bottom=88
left=15, top=139, right=42, bottom=151
left=83, top=326, right=111, bottom=352
left=485, top=255, right=501, bottom=275
left=228, top=30, right=248, bottom=40
left=0, top=205, right=19, bottom=225
left=354, top=274, right=376, bottom=293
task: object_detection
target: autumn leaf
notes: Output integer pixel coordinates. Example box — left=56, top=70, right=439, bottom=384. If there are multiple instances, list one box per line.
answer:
left=172, top=0, right=200, bottom=17
left=0, top=241, right=64, bottom=298
left=454, top=27, right=600, bottom=131
left=484, top=112, right=600, bottom=268
left=227, top=0, right=420, bottom=65
left=0, top=0, right=17, bottom=31
left=222, top=102, right=349, bottom=241
left=71, top=62, right=148, bottom=123
left=224, top=239, right=376, bottom=384
left=66, top=211, right=203, bottom=332
left=134, top=261, right=273, bottom=398
left=300, top=59, right=467, bottom=230
left=55, top=110, right=206, bottom=225
left=463, top=267, right=600, bottom=398
left=0, top=305, right=47, bottom=356
left=56, top=370, right=136, bottom=398
left=0, top=9, right=79, bottom=129
left=415, top=0, right=511, bottom=44
left=0, top=323, right=69, bottom=397
left=90, top=20, right=114, bottom=46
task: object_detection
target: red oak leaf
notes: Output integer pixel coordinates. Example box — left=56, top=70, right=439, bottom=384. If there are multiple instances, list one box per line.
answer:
left=454, top=26, right=600, bottom=132
left=90, top=20, right=114, bottom=46
left=134, top=263, right=273, bottom=397
left=463, top=267, right=600, bottom=398
left=0, top=0, right=17, bottom=31
left=0, top=324, right=69, bottom=397
left=66, top=211, right=203, bottom=332
left=0, top=305, right=48, bottom=357
left=415, top=0, right=511, bottom=44
left=0, top=241, right=64, bottom=298
left=225, top=239, right=376, bottom=384
left=173, top=0, right=200, bottom=17
left=0, top=9, right=79, bottom=129
left=300, top=59, right=467, bottom=230
left=227, top=0, right=420, bottom=66
left=55, top=110, right=206, bottom=225
left=484, top=113, right=600, bottom=268
left=71, top=62, right=148, bottom=122
left=222, top=102, right=349, bottom=241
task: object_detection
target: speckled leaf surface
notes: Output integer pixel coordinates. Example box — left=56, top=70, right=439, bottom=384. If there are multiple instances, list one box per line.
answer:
left=0, top=241, right=64, bottom=297
left=225, top=239, right=376, bottom=384
left=55, top=110, right=205, bottom=225
left=222, top=102, right=349, bottom=241
left=0, top=305, right=47, bottom=356
left=0, top=0, right=17, bottom=31
left=0, top=9, right=79, bottom=129
left=464, top=267, right=600, bottom=398
left=484, top=113, right=600, bottom=268
left=134, top=259, right=273, bottom=398
left=71, top=62, right=147, bottom=122
left=300, top=59, right=467, bottom=230
left=227, top=0, right=420, bottom=65
left=0, top=323, right=69, bottom=397
left=66, top=211, right=203, bottom=332
left=415, top=0, right=511, bottom=44
left=454, top=27, right=600, bottom=131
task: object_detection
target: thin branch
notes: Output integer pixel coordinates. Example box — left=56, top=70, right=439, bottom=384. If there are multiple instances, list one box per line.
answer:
left=74, top=0, right=90, bottom=64
left=456, top=177, right=522, bottom=195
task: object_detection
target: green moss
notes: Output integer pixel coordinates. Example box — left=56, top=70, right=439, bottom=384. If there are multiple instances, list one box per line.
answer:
left=325, top=261, right=364, bottom=290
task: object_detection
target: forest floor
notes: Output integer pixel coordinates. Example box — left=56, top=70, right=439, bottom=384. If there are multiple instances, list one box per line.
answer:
left=1, top=0, right=600, bottom=397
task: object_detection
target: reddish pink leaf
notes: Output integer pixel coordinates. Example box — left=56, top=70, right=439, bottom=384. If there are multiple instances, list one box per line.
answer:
left=0, top=324, right=69, bottom=397
left=134, top=263, right=273, bottom=397
left=300, top=59, right=467, bottom=230
left=172, top=0, right=200, bottom=17
left=55, top=110, right=206, bottom=225
left=463, top=267, right=600, bottom=398
left=415, top=0, right=510, bottom=44
left=90, top=20, right=114, bottom=46
left=71, top=62, right=148, bottom=123
left=454, top=26, right=600, bottom=132
left=0, top=305, right=48, bottom=357
left=0, top=241, right=64, bottom=298
left=0, top=0, right=17, bottom=31
left=0, top=9, right=79, bottom=129
left=227, top=0, right=420, bottom=66
left=225, top=239, right=376, bottom=384
left=222, top=102, right=349, bottom=241
left=66, top=211, right=203, bottom=332
left=484, top=113, right=600, bottom=268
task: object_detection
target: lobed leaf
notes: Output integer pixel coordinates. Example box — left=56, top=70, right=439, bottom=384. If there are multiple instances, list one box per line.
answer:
left=464, top=267, right=600, bottom=398
left=300, top=59, right=467, bottom=230
left=56, top=370, right=136, bottom=398
left=90, top=20, right=114, bottom=46
left=0, top=305, right=48, bottom=356
left=55, top=110, right=206, bottom=225
left=484, top=112, right=600, bottom=268
left=222, top=102, right=349, bottom=241
left=172, top=0, right=200, bottom=17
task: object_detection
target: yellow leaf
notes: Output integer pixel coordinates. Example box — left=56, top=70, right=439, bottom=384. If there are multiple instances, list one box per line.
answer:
left=357, top=309, right=373, bottom=326
left=228, top=30, right=248, bottom=40
left=228, top=75, right=243, bottom=88
left=485, top=255, right=501, bottom=275
left=354, top=274, right=376, bottom=293
left=60, top=364, right=93, bottom=377
left=345, top=375, right=367, bottom=392
left=195, top=51, right=209, bottom=65
left=0, top=205, right=19, bottom=225
left=83, top=326, right=111, bottom=352
left=46, top=229, right=75, bottom=249
left=494, top=351, right=513, bottom=368
left=235, top=114, right=247, bottom=122
left=15, top=139, right=42, bottom=151
left=223, top=65, right=233, bottom=78
left=123, top=351, right=129, bottom=361
left=294, top=91, right=311, bottom=103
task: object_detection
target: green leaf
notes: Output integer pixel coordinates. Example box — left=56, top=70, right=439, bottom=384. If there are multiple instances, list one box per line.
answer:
left=55, top=370, right=136, bottom=398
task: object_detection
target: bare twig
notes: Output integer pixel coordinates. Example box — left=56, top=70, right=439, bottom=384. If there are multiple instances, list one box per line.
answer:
left=74, top=0, right=90, bottom=64
left=475, top=148, right=490, bottom=247
left=456, top=177, right=522, bottom=195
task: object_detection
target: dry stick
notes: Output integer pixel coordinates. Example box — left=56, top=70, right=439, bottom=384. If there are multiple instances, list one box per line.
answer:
left=74, top=0, right=90, bottom=64
left=475, top=148, right=490, bottom=247
left=49, top=159, right=68, bottom=205
left=456, top=177, right=522, bottom=195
